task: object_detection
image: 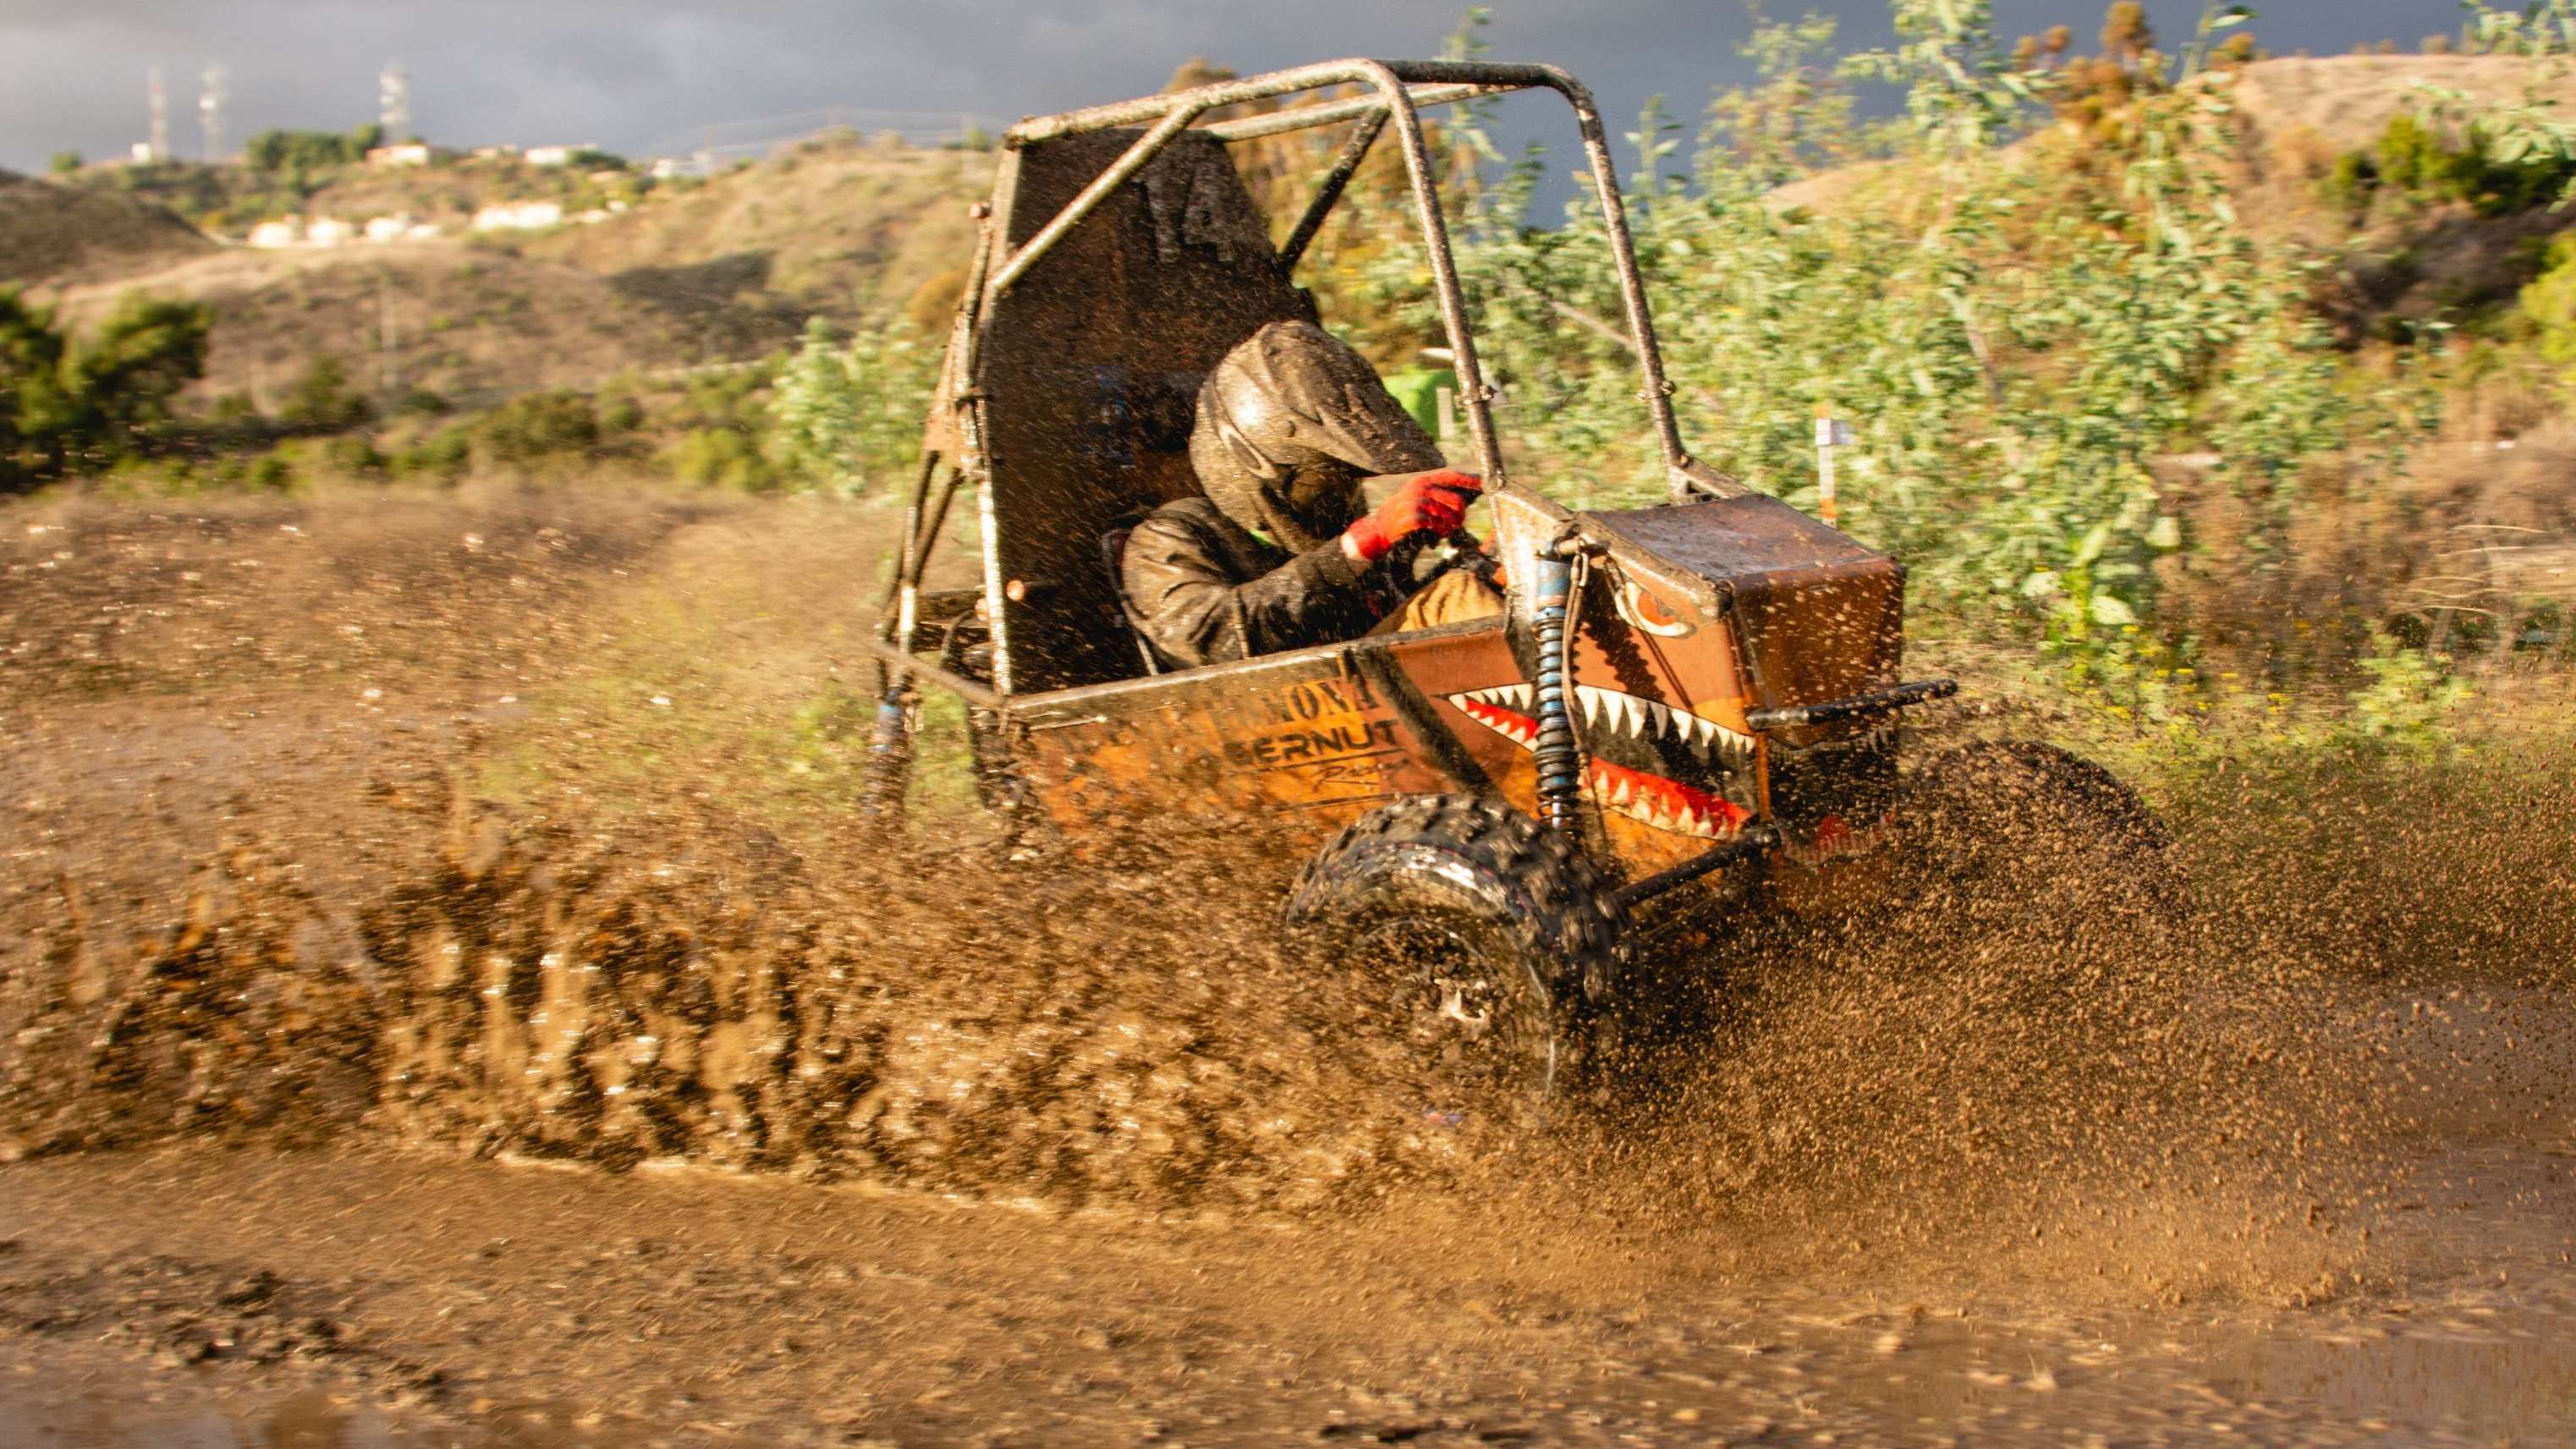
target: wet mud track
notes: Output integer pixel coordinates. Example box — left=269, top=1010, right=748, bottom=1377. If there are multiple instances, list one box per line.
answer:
left=3, top=1138, right=2576, bottom=1447
left=8, top=491, right=2576, bottom=1445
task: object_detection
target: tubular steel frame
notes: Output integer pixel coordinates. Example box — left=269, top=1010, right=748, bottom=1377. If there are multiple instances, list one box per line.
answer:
left=894, top=58, right=1706, bottom=704
left=990, top=58, right=1693, bottom=505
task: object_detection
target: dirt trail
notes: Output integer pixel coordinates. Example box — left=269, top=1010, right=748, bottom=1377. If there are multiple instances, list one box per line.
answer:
left=3, top=1128, right=2573, bottom=1447
left=4, top=489, right=2576, bottom=1445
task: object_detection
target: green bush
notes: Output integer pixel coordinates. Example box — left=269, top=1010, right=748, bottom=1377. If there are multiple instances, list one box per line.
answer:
left=670, top=425, right=777, bottom=491
left=247, top=454, right=294, bottom=491
left=2321, top=151, right=2379, bottom=213
left=2359, top=110, right=2576, bottom=217
left=393, top=425, right=472, bottom=483
left=277, top=355, right=371, bottom=431
left=2336, top=632, right=2473, bottom=762
left=244, top=123, right=383, bottom=173
left=770, top=316, right=937, bottom=494
left=2, top=288, right=211, bottom=491
left=319, top=435, right=387, bottom=478
left=2518, top=233, right=2576, bottom=366
left=470, top=388, right=598, bottom=465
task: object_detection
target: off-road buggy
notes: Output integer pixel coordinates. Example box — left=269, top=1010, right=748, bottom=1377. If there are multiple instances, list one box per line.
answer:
left=861, top=58, right=2156, bottom=1090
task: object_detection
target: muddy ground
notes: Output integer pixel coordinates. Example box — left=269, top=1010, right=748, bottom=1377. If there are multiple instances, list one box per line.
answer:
left=3, top=485, right=2574, bottom=1446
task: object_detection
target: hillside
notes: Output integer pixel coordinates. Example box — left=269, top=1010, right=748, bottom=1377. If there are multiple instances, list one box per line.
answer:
left=2227, top=52, right=2576, bottom=155
left=0, top=170, right=213, bottom=288
left=6, top=134, right=990, bottom=405
left=1772, top=54, right=2576, bottom=215
left=69, top=151, right=639, bottom=238
left=519, top=137, right=986, bottom=322
left=41, top=240, right=798, bottom=407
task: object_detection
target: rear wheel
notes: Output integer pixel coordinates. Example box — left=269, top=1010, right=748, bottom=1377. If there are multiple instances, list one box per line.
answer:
left=1287, top=795, right=1625, bottom=1102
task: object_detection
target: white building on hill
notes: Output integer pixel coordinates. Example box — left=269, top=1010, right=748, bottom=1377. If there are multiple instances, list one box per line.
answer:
left=471, top=200, right=564, bottom=231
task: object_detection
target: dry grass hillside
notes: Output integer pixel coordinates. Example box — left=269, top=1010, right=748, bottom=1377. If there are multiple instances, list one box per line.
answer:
left=1773, top=54, right=2576, bottom=216
left=40, top=240, right=794, bottom=406
left=0, top=171, right=212, bottom=288
left=521, top=137, right=986, bottom=322
left=1762, top=54, right=2576, bottom=345
left=71, top=152, right=640, bottom=237
left=2227, top=53, right=2576, bottom=154
left=8, top=134, right=991, bottom=404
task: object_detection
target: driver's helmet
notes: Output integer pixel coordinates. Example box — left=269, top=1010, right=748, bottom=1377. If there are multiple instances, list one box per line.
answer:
left=1189, top=321, right=1444, bottom=552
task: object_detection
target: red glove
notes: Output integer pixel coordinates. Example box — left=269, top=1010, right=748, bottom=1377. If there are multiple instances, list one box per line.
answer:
left=1342, top=469, right=1482, bottom=563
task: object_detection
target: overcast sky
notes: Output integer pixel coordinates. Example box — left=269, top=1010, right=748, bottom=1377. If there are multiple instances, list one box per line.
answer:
left=1, top=0, right=2485, bottom=174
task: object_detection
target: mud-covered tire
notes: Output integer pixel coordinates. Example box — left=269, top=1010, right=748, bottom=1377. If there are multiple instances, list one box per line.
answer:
left=1286, top=794, right=1626, bottom=1099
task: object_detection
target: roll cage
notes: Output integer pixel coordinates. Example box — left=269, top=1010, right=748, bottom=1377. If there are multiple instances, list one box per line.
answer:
left=882, top=58, right=1719, bottom=701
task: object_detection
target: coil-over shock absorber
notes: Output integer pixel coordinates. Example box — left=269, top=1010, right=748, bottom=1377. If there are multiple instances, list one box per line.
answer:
left=1526, top=532, right=1596, bottom=836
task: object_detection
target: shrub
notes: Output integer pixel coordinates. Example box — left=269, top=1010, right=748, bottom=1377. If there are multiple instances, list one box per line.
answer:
left=2, top=288, right=210, bottom=491
left=2337, top=632, right=2473, bottom=762
left=69, top=294, right=214, bottom=452
left=770, top=317, right=936, bottom=494
left=393, top=425, right=471, bottom=483
left=244, top=123, right=382, bottom=173
left=671, top=425, right=777, bottom=491
left=320, top=435, right=387, bottom=478
left=277, top=355, right=372, bottom=431
left=470, top=388, right=597, bottom=465
left=597, top=394, right=645, bottom=433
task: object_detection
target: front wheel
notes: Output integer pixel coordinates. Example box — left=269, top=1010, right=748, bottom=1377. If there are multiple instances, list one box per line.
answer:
left=1286, top=795, right=1626, bottom=1101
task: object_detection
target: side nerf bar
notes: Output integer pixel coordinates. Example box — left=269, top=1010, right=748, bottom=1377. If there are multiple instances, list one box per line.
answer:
left=1744, top=678, right=1957, bottom=732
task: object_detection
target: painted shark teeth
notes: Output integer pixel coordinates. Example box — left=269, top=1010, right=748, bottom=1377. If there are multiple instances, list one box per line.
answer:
left=1585, top=758, right=1749, bottom=840
left=1447, top=685, right=1751, bottom=760
left=1442, top=688, right=1755, bottom=841
left=1448, top=694, right=1538, bottom=748
left=1570, top=685, right=1753, bottom=760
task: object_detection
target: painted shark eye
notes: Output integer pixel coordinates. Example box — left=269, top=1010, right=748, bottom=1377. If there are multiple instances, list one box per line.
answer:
left=1613, top=579, right=1694, bottom=638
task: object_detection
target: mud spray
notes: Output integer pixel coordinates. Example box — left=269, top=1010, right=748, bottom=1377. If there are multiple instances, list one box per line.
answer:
left=4, top=492, right=2573, bottom=1328
left=4, top=726, right=2571, bottom=1313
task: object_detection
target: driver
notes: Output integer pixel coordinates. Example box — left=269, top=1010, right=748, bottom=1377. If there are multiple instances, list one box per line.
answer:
left=1121, top=320, right=1501, bottom=669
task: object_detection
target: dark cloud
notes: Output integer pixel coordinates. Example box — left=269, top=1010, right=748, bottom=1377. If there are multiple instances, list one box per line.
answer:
left=0, top=1, right=2482, bottom=173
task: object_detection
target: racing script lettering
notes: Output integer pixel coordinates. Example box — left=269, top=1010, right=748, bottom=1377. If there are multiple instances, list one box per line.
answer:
left=1250, top=675, right=1379, bottom=728
left=1222, top=716, right=1400, bottom=769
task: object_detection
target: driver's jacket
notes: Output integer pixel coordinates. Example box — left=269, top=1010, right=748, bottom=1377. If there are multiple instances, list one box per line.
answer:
left=1118, top=497, right=1377, bottom=669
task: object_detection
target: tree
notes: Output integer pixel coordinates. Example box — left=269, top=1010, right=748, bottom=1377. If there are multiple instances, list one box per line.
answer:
left=277, top=354, right=371, bottom=431
left=66, top=294, right=212, bottom=453
left=772, top=316, right=938, bottom=494
left=0, top=290, right=73, bottom=486
left=47, top=151, right=81, bottom=176
left=0, top=288, right=207, bottom=491
left=244, top=123, right=383, bottom=173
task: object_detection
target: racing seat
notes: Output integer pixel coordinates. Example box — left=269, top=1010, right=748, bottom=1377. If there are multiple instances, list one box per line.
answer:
left=954, top=127, right=1317, bottom=692
left=1099, top=522, right=1163, bottom=678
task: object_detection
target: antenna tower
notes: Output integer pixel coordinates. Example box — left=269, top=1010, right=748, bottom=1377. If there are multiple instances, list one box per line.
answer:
left=147, top=66, right=170, bottom=162
left=379, top=62, right=409, bottom=139
left=199, top=62, right=228, bottom=162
